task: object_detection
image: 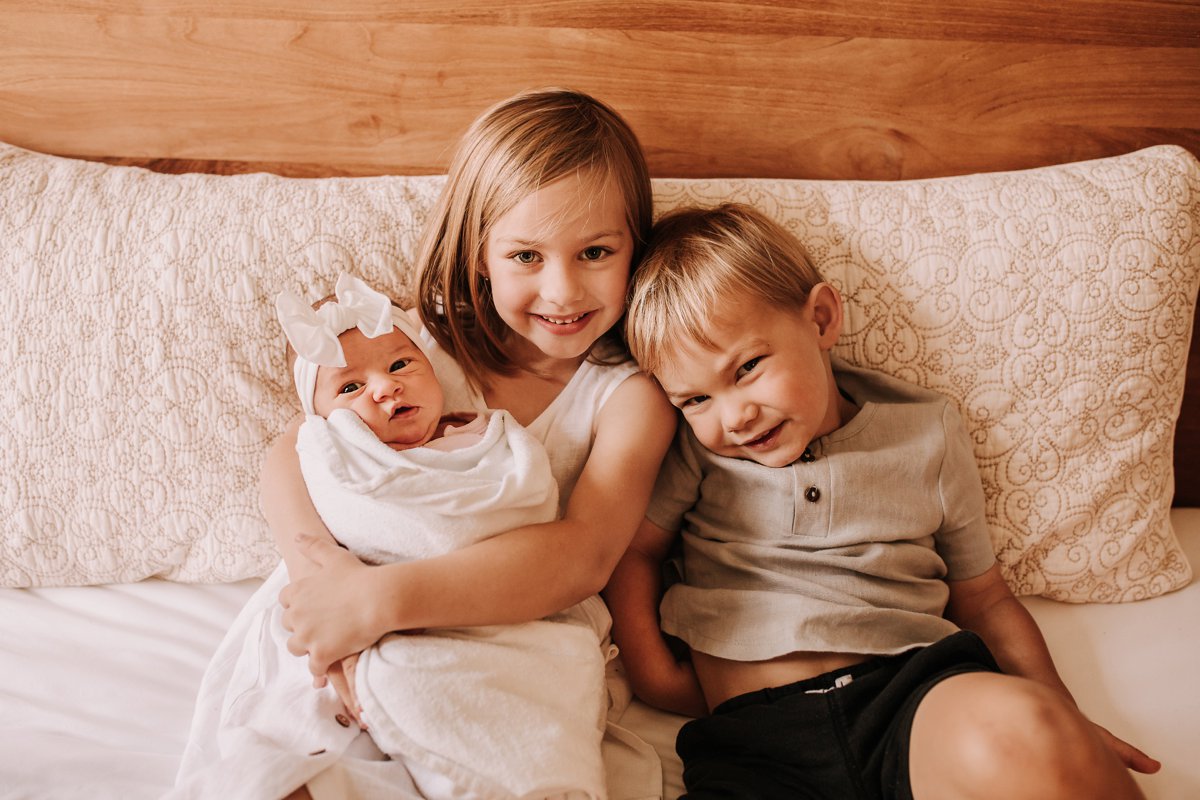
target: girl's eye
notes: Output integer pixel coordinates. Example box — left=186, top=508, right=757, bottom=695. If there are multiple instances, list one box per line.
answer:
left=736, top=357, right=762, bottom=379
left=390, top=359, right=411, bottom=373
left=513, top=251, right=538, bottom=265
left=338, top=382, right=362, bottom=395
left=681, top=395, right=709, bottom=409
left=582, top=246, right=608, bottom=261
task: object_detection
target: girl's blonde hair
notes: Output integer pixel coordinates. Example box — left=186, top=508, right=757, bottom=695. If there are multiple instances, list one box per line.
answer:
left=626, top=203, right=824, bottom=378
left=416, top=88, right=653, bottom=389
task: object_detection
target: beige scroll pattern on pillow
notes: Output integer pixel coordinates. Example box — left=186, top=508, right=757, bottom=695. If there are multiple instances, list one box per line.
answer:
left=1, top=142, right=1196, bottom=600
left=0, top=143, right=444, bottom=585
left=656, top=144, right=1199, bottom=602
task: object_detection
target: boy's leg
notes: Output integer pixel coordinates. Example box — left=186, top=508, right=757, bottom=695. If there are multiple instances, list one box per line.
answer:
left=907, top=672, right=1145, bottom=800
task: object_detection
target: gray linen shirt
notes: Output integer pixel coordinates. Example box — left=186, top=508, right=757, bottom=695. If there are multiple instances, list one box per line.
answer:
left=646, top=358, right=996, bottom=662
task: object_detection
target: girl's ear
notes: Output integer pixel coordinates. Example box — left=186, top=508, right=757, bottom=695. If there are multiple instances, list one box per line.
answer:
left=808, top=283, right=844, bottom=351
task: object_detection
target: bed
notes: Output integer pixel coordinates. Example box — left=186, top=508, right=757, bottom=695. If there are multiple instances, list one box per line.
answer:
left=2, top=3, right=1198, bottom=799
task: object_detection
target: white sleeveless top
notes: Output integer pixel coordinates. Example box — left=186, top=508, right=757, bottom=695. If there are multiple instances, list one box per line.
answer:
left=416, top=313, right=662, bottom=800
left=417, top=316, right=639, bottom=514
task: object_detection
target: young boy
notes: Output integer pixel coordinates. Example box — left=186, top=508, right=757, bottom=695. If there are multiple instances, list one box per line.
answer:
left=607, top=204, right=1160, bottom=799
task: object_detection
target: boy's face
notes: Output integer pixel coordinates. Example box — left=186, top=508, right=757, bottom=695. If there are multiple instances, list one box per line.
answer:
left=654, top=287, right=846, bottom=468
left=313, top=327, right=445, bottom=451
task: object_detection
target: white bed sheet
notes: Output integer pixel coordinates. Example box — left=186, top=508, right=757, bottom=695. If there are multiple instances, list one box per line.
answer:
left=2, top=512, right=1197, bottom=800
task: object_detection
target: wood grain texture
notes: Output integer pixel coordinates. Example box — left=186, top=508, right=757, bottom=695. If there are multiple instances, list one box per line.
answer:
left=2, top=1, right=1199, bottom=503
left=5, top=1, right=1198, bottom=47
left=1, top=6, right=1197, bottom=178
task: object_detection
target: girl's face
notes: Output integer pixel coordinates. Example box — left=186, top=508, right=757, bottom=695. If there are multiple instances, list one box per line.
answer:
left=313, top=327, right=445, bottom=451
left=482, top=171, right=633, bottom=368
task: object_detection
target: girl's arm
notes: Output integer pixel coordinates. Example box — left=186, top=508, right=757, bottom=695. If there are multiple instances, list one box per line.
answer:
left=260, top=416, right=343, bottom=581
left=603, top=516, right=707, bottom=717
left=261, top=416, right=366, bottom=722
left=279, top=372, right=677, bottom=678
left=946, top=564, right=1160, bottom=774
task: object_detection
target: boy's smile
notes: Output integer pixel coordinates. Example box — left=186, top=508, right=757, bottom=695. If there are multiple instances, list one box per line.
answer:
left=654, top=286, right=854, bottom=468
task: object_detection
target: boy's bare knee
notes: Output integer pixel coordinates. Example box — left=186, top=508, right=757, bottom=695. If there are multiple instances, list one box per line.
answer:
left=911, top=674, right=1141, bottom=800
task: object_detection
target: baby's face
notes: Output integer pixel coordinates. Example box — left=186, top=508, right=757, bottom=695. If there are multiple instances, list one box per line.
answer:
left=654, top=298, right=842, bottom=468
left=313, top=327, right=445, bottom=451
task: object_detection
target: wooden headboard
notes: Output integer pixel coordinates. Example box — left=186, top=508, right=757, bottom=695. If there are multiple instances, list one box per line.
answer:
left=3, top=1, right=1198, bottom=502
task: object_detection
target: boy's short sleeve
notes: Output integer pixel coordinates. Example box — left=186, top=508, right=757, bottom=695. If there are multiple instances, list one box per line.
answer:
left=645, top=422, right=704, bottom=533
left=935, top=402, right=997, bottom=581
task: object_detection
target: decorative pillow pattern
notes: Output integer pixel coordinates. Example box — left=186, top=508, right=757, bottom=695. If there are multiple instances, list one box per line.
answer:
left=0, top=145, right=443, bottom=585
left=0, top=143, right=1196, bottom=601
left=656, top=146, right=1198, bottom=601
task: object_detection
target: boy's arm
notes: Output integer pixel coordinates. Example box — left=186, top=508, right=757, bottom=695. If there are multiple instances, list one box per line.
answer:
left=603, top=517, right=707, bottom=718
left=946, top=565, right=1159, bottom=774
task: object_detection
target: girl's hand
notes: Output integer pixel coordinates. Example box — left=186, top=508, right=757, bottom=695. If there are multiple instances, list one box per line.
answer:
left=278, top=534, right=381, bottom=678
left=327, top=653, right=366, bottom=730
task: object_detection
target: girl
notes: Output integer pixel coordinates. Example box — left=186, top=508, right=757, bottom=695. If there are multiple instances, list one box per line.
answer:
left=261, top=88, right=676, bottom=796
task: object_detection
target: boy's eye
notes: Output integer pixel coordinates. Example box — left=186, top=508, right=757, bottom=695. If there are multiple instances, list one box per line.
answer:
left=736, top=357, right=762, bottom=379
left=338, top=381, right=362, bottom=395
left=390, top=358, right=411, bottom=372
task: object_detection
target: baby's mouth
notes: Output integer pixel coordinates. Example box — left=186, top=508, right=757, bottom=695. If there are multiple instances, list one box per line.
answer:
left=391, top=405, right=416, bottom=419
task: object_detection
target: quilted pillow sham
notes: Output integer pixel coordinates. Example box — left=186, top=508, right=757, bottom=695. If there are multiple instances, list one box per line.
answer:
left=0, top=142, right=1195, bottom=601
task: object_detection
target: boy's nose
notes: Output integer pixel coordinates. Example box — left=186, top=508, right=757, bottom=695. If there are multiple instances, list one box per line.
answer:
left=723, top=399, right=757, bottom=432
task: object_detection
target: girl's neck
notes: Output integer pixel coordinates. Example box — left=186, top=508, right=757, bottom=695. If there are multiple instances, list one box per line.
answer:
left=481, top=347, right=589, bottom=428
left=505, top=334, right=591, bottom=384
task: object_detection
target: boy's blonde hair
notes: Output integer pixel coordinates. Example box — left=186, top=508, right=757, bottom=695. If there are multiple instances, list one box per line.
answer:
left=626, top=203, right=825, bottom=378
left=416, top=88, right=653, bottom=389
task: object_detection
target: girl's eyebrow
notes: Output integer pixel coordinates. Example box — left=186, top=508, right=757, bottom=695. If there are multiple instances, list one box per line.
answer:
left=497, top=229, right=626, bottom=247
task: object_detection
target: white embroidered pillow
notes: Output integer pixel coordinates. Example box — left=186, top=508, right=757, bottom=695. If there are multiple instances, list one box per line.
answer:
left=0, top=143, right=443, bottom=585
left=1, top=142, right=1195, bottom=601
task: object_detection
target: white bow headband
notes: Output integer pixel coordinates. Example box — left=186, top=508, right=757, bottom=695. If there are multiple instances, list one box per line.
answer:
left=275, top=273, right=422, bottom=415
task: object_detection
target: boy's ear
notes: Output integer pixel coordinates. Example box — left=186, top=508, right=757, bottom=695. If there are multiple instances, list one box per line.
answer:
left=808, top=283, right=844, bottom=350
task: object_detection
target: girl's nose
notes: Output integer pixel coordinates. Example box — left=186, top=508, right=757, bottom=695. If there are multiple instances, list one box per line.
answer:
left=539, top=260, right=584, bottom=307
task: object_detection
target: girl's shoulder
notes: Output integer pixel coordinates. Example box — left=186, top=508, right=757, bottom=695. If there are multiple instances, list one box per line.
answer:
left=592, top=366, right=674, bottom=440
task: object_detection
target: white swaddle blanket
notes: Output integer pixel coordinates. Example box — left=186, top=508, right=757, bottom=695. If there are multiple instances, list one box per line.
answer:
left=299, top=408, right=610, bottom=799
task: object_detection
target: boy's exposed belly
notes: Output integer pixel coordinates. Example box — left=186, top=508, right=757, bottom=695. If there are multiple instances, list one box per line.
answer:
left=692, top=649, right=871, bottom=711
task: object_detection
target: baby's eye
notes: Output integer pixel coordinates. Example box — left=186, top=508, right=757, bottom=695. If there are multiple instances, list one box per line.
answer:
left=338, top=381, right=362, bottom=395
left=582, top=246, right=608, bottom=261
left=390, top=358, right=412, bottom=373
left=680, top=395, right=709, bottom=409
left=736, top=357, right=762, bottom=379
left=513, top=251, right=538, bottom=265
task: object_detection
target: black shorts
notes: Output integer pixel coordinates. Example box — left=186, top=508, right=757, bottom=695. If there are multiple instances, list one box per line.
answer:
left=675, top=630, right=1001, bottom=800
